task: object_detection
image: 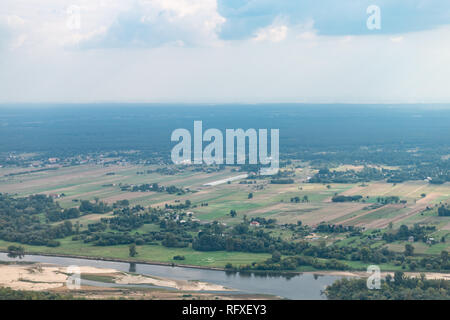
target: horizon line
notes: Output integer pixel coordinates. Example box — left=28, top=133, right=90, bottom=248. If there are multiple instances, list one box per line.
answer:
left=1, top=101, right=450, bottom=106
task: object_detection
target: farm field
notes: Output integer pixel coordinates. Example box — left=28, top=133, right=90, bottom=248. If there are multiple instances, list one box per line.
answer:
left=0, top=163, right=449, bottom=270
left=1, top=164, right=449, bottom=231
left=0, top=164, right=239, bottom=208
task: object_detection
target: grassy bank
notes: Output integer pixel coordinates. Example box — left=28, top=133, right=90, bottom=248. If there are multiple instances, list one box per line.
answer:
left=0, top=238, right=270, bottom=268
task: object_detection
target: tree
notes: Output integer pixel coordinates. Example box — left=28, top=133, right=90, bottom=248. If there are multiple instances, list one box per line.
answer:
left=248, top=193, right=253, bottom=199
left=394, top=271, right=404, bottom=284
left=404, top=244, right=414, bottom=256
left=360, top=247, right=371, bottom=262
left=441, top=250, right=449, bottom=264
left=229, top=210, right=237, bottom=218
left=162, top=233, right=181, bottom=247
left=271, top=251, right=281, bottom=263
left=129, top=243, right=138, bottom=257
left=385, top=274, right=393, bottom=283
left=7, top=245, right=25, bottom=259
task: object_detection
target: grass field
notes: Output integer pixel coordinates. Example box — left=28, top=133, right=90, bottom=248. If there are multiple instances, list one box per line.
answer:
left=0, top=238, right=270, bottom=268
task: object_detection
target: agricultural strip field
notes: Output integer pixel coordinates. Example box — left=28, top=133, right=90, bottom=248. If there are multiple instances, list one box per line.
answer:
left=1, top=164, right=449, bottom=232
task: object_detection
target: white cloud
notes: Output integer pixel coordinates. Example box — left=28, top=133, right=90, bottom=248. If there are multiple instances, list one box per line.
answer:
left=1, top=1, right=450, bottom=103
left=254, top=24, right=288, bottom=43
left=0, top=0, right=226, bottom=50
left=253, top=17, right=319, bottom=43
left=78, top=0, right=227, bottom=48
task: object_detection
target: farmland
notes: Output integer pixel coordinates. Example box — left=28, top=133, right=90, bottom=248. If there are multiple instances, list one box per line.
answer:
left=3, top=163, right=449, bottom=231
left=0, top=161, right=449, bottom=272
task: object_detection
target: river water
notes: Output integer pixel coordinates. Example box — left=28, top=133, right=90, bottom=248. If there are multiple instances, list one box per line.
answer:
left=0, top=253, right=341, bottom=299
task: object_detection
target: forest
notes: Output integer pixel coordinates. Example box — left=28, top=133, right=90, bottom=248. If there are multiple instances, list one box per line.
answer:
left=325, top=272, right=450, bottom=300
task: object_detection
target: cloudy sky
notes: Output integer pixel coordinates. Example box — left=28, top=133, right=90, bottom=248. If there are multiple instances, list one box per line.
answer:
left=1, top=0, right=450, bottom=103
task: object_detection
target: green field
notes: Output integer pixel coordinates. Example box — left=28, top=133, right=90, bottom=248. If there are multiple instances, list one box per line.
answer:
left=0, top=238, right=270, bottom=268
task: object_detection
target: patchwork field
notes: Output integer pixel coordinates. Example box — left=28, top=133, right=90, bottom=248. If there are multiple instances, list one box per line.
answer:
left=0, top=163, right=449, bottom=271
left=1, top=164, right=449, bottom=232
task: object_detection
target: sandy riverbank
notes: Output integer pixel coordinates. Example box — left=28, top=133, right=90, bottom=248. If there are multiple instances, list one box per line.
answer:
left=0, top=263, right=230, bottom=292
left=114, top=273, right=230, bottom=291
left=0, top=264, right=117, bottom=291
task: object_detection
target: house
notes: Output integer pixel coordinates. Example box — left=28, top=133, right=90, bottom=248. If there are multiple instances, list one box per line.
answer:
left=250, top=221, right=260, bottom=227
left=408, top=236, right=414, bottom=242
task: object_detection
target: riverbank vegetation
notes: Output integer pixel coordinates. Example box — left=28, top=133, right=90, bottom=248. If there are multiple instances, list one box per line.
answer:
left=325, top=272, right=450, bottom=300
left=0, top=287, right=73, bottom=300
left=0, top=191, right=448, bottom=273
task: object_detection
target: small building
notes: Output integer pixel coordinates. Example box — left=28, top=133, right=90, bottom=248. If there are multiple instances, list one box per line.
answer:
left=408, top=236, right=414, bottom=242
left=250, top=221, right=260, bottom=227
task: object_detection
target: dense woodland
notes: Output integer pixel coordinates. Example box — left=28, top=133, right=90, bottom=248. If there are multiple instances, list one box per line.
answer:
left=438, top=205, right=450, bottom=217
left=309, top=163, right=450, bottom=184
left=325, top=272, right=450, bottom=300
left=0, top=194, right=73, bottom=246
left=120, top=183, right=186, bottom=195
left=2, top=105, right=450, bottom=173
left=0, top=287, right=73, bottom=300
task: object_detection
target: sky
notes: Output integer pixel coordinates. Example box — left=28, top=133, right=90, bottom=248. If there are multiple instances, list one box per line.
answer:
left=1, top=0, right=450, bottom=103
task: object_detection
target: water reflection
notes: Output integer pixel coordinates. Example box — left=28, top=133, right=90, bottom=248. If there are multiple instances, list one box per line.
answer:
left=228, top=271, right=299, bottom=280
left=7, top=252, right=24, bottom=259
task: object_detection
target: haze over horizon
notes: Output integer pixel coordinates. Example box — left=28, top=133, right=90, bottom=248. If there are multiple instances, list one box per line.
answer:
left=1, top=0, right=450, bottom=104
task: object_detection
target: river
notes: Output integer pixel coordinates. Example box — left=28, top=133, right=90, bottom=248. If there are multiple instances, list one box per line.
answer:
left=0, top=253, right=342, bottom=299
